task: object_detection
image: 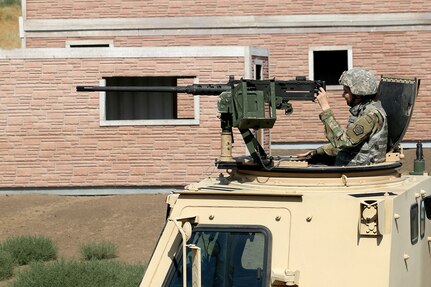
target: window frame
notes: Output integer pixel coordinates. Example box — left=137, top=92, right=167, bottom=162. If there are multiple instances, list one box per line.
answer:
left=163, top=224, right=272, bottom=287
left=99, top=78, right=201, bottom=126
left=308, top=46, right=353, bottom=90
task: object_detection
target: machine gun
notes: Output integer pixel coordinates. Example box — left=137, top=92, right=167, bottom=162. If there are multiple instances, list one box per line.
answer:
left=77, top=76, right=325, bottom=169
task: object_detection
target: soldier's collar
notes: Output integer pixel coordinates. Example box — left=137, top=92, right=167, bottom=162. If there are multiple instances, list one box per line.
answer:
left=349, top=100, right=372, bottom=116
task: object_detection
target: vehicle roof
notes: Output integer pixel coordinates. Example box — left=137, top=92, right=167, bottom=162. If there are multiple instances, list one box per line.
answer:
left=180, top=163, right=427, bottom=197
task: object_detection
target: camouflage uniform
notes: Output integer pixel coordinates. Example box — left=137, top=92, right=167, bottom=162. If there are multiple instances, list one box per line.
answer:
left=316, top=101, right=388, bottom=165
left=315, top=68, right=388, bottom=166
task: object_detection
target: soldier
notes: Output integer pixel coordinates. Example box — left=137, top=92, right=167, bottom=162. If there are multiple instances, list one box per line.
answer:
left=301, top=68, right=388, bottom=166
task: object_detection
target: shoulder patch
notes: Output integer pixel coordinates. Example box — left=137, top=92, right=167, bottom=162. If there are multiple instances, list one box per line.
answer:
left=353, top=124, right=364, bottom=136
left=346, top=113, right=378, bottom=144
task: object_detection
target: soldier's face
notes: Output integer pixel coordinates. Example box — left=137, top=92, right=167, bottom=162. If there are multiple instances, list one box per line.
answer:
left=342, top=86, right=359, bottom=107
left=342, top=86, right=353, bottom=106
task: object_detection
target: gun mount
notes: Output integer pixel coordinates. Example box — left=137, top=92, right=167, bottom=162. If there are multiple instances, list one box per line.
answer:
left=77, top=76, right=325, bottom=169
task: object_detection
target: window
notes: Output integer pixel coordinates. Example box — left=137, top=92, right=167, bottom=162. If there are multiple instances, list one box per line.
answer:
left=254, top=63, right=263, bottom=80
left=420, top=200, right=426, bottom=239
left=105, top=76, right=178, bottom=120
left=66, top=40, right=113, bottom=48
left=410, top=203, right=419, bottom=245
left=100, top=76, right=200, bottom=126
left=165, top=227, right=270, bottom=287
left=69, top=44, right=110, bottom=48
left=309, top=46, right=352, bottom=87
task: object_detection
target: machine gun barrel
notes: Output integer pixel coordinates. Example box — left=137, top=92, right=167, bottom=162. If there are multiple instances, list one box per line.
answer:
left=76, top=84, right=232, bottom=95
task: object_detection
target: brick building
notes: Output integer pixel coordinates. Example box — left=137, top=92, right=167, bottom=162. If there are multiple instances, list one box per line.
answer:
left=0, top=0, right=430, bottom=192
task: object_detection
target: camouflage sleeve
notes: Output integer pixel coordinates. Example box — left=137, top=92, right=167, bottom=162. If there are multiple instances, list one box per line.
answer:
left=319, top=108, right=380, bottom=149
left=316, top=143, right=338, bottom=156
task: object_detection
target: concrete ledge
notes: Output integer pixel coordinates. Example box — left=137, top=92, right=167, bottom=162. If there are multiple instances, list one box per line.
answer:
left=0, top=46, right=268, bottom=59
left=0, top=186, right=181, bottom=196
left=25, top=13, right=431, bottom=32
left=21, top=13, right=431, bottom=38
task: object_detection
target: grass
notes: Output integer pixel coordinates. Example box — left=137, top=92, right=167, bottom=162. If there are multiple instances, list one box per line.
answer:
left=80, top=241, right=119, bottom=261
left=1, top=235, right=57, bottom=266
left=0, top=0, right=21, bottom=7
left=10, top=259, right=145, bottom=287
left=0, top=235, right=146, bottom=285
left=0, top=1, right=21, bottom=49
left=0, top=249, right=14, bottom=280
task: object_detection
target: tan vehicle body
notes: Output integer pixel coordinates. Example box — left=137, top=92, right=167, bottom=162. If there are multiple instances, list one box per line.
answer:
left=140, top=165, right=431, bottom=286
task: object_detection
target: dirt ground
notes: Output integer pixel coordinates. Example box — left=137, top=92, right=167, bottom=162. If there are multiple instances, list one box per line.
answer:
left=0, top=194, right=167, bottom=265
left=0, top=148, right=429, bottom=286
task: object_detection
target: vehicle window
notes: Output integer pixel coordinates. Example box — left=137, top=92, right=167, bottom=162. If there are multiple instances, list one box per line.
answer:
left=411, top=203, right=419, bottom=245
left=420, top=200, right=426, bottom=239
left=165, top=228, right=269, bottom=287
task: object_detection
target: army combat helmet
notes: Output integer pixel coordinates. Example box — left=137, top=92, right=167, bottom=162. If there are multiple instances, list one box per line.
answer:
left=339, top=68, right=377, bottom=96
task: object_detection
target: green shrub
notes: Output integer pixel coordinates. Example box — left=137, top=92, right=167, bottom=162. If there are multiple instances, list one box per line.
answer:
left=0, top=0, right=21, bottom=7
left=80, top=241, right=118, bottom=261
left=11, top=260, right=145, bottom=287
left=1, top=235, right=57, bottom=265
left=0, top=249, right=14, bottom=280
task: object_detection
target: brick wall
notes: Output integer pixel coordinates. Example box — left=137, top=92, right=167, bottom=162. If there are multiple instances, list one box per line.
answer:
left=0, top=57, right=248, bottom=187
left=25, top=0, right=431, bottom=19
left=26, top=31, right=431, bottom=143
left=8, top=0, right=431, bottom=189
left=176, top=78, right=195, bottom=119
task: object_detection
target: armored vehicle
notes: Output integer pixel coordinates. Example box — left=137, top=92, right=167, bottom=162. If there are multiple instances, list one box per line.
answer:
left=79, top=75, right=430, bottom=286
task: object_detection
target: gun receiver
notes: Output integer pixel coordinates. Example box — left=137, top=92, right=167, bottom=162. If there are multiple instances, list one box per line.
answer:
left=77, top=76, right=325, bottom=169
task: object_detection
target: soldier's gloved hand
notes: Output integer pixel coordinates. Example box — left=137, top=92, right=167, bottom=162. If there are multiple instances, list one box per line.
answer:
left=315, top=87, right=331, bottom=111
left=296, top=150, right=317, bottom=159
